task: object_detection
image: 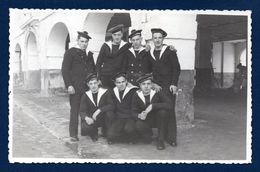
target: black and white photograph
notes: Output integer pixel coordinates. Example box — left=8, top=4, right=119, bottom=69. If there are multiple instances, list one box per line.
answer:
left=9, top=9, right=251, bottom=163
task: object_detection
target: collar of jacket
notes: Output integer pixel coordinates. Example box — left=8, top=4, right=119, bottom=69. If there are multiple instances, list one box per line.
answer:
left=105, top=41, right=127, bottom=53
left=150, top=45, right=168, bottom=60
left=85, top=87, right=108, bottom=107
left=74, top=45, right=91, bottom=55
left=113, top=85, right=138, bottom=102
left=128, top=47, right=145, bottom=58
left=136, top=89, right=156, bottom=105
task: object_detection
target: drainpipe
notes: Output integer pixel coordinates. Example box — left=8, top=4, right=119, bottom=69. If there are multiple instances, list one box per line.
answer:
left=221, top=42, right=224, bottom=88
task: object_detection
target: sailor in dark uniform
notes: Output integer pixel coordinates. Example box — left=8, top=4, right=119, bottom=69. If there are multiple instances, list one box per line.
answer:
left=124, top=29, right=176, bottom=92
left=107, top=72, right=138, bottom=144
left=96, top=24, right=132, bottom=89
left=123, top=29, right=150, bottom=86
left=147, top=28, right=181, bottom=146
left=131, top=73, right=172, bottom=150
left=79, top=73, right=115, bottom=142
left=61, top=31, right=95, bottom=142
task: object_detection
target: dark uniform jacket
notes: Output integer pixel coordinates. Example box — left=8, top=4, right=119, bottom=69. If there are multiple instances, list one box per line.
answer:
left=111, top=85, right=138, bottom=118
left=79, top=88, right=114, bottom=119
left=62, top=47, right=95, bottom=93
left=96, top=41, right=131, bottom=77
left=147, top=45, right=180, bottom=87
left=123, top=47, right=151, bottom=85
left=131, top=89, right=172, bottom=119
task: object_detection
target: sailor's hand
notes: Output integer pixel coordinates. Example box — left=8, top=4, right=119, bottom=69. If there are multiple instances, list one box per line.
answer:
left=169, top=45, right=177, bottom=52
left=85, top=116, right=94, bottom=125
left=68, top=86, right=75, bottom=95
left=152, top=83, right=162, bottom=92
left=138, top=111, right=147, bottom=120
left=169, top=85, right=178, bottom=95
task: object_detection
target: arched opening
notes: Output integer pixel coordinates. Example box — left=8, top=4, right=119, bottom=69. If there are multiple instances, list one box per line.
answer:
left=27, top=32, right=40, bottom=69
left=14, top=43, right=23, bottom=85
left=105, top=13, right=131, bottom=41
left=47, top=22, right=70, bottom=68
left=26, top=32, right=41, bottom=90
left=83, top=12, right=114, bottom=56
left=47, top=22, right=70, bottom=91
left=83, top=12, right=131, bottom=62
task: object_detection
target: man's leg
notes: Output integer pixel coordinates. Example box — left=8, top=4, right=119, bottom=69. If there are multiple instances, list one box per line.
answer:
left=82, top=121, right=98, bottom=142
left=124, top=118, right=137, bottom=143
left=135, top=119, right=153, bottom=143
left=69, top=93, right=82, bottom=140
left=155, top=110, right=168, bottom=150
left=167, top=95, right=177, bottom=145
left=163, top=88, right=177, bottom=146
left=107, top=118, right=125, bottom=144
left=103, top=111, right=115, bottom=137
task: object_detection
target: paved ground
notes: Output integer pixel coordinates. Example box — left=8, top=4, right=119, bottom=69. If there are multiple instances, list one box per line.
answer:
left=12, top=106, right=78, bottom=158
left=11, top=87, right=248, bottom=160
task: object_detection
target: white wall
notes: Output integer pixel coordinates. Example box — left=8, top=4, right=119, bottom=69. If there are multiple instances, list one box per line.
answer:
left=12, top=10, right=198, bottom=72
left=212, top=42, right=235, bottom=73
left=212, top=41, right=236, bottom=88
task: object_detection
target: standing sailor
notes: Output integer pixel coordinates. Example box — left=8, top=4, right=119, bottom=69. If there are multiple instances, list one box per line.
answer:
left=147, top=28, right=181, bottom=146
left=96, top=24, right=131, bottom=89
left=62, top=31, right=95, bottom=142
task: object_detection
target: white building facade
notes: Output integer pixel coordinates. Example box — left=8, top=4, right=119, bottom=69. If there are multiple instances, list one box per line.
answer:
left=10, top=9, right=248, bottom=122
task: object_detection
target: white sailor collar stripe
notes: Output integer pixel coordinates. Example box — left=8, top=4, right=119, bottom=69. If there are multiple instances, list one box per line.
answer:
left=114, top=85, right=138, bottom=102
left=129, top=47, right=145, bottom=57
left=150, top=45, right=168, bottom=60
left=136, top=89, right=156, bottom=105
left=85, top=88, right=108, bottom=106
left=74, top=45, right=90, bottom=55
left=105, top=41, right=128, bottom=53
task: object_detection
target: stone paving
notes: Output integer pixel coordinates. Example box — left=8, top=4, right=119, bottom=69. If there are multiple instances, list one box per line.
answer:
left=11, top=87, right=248, bottom=160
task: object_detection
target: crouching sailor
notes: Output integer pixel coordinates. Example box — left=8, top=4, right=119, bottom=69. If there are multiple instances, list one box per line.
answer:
left=79, top=73, right=114, bottom=142
left=107, top=72, right=138, bottom=144
left=131, top=73, right=172, bottom=150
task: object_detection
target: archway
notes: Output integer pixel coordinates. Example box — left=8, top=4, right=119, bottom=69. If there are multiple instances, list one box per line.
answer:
left=26, top=32, right=41, bottom=89
left=27, top=32, right=40, bottom=69
left=83, top=12, right=131, bottom=62
left=47, top=22, right=70, bottom=63
left=83, top=12, right=114, bottom=57
left=47, top=22, right=70, bottom=90
left=14, top=43, right=23, bottom=85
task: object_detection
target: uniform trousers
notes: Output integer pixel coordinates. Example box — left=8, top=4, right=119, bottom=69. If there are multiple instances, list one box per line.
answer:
left=135, top=109, right=168, bottom=142
left=161, top=87, right=177, bottom=143
left=107, top=118, right=136, bottom=141
left=81, top=111, right=114, bottom=137
left=69, top=93, right=83, bottom=137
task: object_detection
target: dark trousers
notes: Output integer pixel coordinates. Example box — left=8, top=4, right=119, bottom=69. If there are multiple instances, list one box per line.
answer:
left=135, top=110, right=168, bottom=142
left=69, top=93, right=83, bottom=137
left=103, top=111, right=115, bottom=136
left=107, top=118, right=136, bottom=141
left=162, top=87, right=177, bottom=143
left=81, top=114, right=104, bottom=137
left=81, top=111, right=115, bottom=137
left=100, top=75, right=115, bottom=90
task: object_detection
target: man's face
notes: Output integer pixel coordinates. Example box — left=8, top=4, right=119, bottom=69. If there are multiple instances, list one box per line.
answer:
left=140, top=80, right=152, bottom=94
left=77, top=36, right=89, bottom=50
left=87, top=79, right=99, bottom=93
left=152, top=33, right=164, bottom=48
left=131, top=35, right=142, bottom=49
left=115, top=76, right=127, bottom=91
left=112, top=30, right=123, bottom=44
